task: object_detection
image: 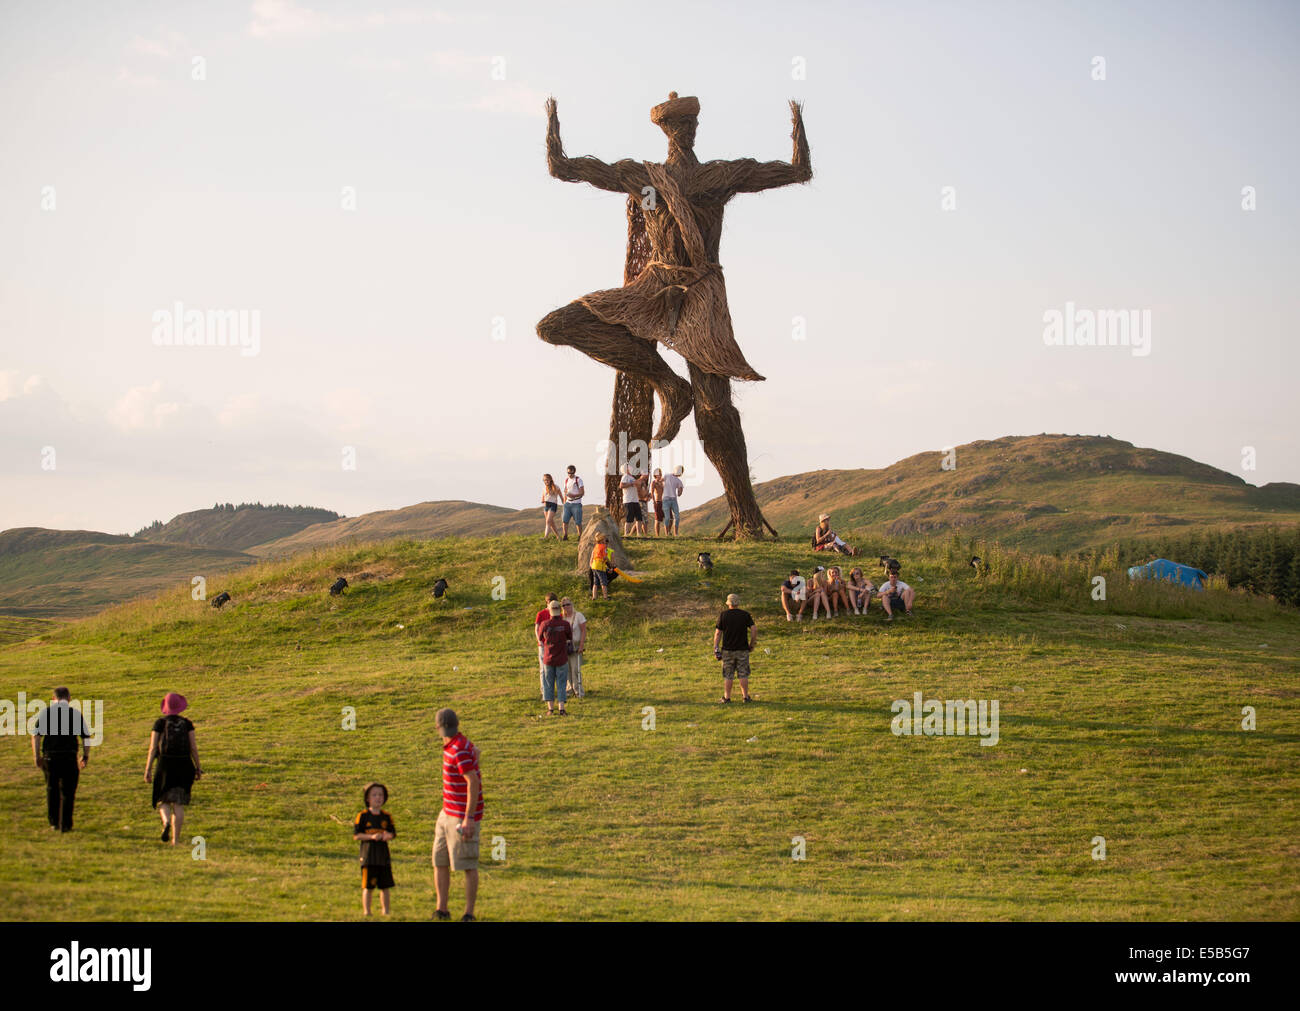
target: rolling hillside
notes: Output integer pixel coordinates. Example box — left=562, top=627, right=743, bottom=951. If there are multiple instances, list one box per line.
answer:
left=246, top=500, right=537, bottom=557
left=5, top=435, right=1298, bottom=619
left=1, top=532, right=1296, bottom=920
left=0, top=528, right=254, bottom=618
left=137, top=503, right=340, bottom=551
left=683, top=435, right=1300, bottom=550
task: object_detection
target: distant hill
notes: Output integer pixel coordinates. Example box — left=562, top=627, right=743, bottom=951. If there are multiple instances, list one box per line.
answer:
left=681, top=434, right=1300, bottom=551
left=6, top=434, right=1298, bottom=619
left=136, top=503, right=340, bottom=552
left=246, top=501, right=537, bottom=557
left=0, top=528, right=254, bottom=618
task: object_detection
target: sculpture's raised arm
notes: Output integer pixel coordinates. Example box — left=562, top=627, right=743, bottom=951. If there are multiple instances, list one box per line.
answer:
left=707, top=100, right=812, bottom=195
left=546, top=97, right=651, bottom=194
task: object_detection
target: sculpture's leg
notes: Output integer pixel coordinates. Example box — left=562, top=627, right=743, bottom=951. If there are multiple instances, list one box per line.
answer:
left=605, top=372, right=655, bottom=520
left=538, top=300, right=693, bottom=446
left=687, top=364, right=774, bottom=540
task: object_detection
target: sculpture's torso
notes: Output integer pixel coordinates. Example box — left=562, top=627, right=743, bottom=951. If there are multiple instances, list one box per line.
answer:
left=637, top=163, right=728, bottom=266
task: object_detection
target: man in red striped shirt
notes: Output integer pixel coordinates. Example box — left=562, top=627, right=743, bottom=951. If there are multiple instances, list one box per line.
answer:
left=432, top=708, right=484, bottom=922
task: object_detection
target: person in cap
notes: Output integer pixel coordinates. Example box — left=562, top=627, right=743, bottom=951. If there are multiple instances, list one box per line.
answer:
left=780, top=569, right=807, bottom=622
left=589, top=533, right=611, bottom=600
left=353, top=782, right=396, bottom=916
left=713, top=592, right=757, bottom=703
left=31, top=686, right=91, bottom=833
left=813, top=513, right=857, bottom=555
left=535, top=592, right=559, bottom=699
left=144, top=692, right=201, bottom=845
left=432, top=708, right=483, bottom=921
left=538, top=599, right=573, bottom=715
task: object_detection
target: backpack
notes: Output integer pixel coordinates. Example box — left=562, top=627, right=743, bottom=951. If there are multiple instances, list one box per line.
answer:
left=161, top=715, right=190, bottom=757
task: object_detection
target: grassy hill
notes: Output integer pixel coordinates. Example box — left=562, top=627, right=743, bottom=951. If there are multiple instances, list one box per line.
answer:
left=1, top=531, right=1296, bottom=921
left=138, top=504, right=340, bottom=552
left=683, top=435, right=1300, bottom=551
left=0, top=528, right=254, bottom=618
left=247, top=501, right=537, bottom=557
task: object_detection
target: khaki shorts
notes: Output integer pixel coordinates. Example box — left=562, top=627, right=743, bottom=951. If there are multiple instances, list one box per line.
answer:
left=433, top=808, right=481, bottom=871
left=721, top=649, right=751, bottom=679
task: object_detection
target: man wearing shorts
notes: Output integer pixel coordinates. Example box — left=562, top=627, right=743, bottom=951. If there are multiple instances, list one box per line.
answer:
left=620, top=465, right=643, bottom=536
left=433, top=708, right=483, bottom=922
left=879, top=568, right=915, bottom=620
left=562, top=465, right=584, bottom=538
left=780, top=569, right=807, bottom=621
left=713, top=592, right=757, bottom=703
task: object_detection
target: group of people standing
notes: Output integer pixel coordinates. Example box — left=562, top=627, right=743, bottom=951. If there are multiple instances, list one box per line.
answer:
left=541, top=463, right=688, bottom=539
left=619, top=464, right=685, bottom=537
left=534, top=592, right=588, bottom=714
left=31, top=687, right=200, bottom=844
left=541, top=465, right=587, bottom=540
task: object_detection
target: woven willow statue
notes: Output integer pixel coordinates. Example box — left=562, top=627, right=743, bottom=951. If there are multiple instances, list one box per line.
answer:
left=537, top=92, right=811, bottom=539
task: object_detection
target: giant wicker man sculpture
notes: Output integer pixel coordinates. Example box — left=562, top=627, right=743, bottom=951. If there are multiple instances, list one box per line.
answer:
left=537, top=92, right=811, bottom=538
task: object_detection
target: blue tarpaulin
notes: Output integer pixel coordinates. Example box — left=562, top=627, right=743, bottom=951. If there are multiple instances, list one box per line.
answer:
left=1126, top=558, right=1208, bottom=590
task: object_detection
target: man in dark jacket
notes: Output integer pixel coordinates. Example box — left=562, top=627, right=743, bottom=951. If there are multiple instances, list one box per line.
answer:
left=32, top=687, right=91, bottom=832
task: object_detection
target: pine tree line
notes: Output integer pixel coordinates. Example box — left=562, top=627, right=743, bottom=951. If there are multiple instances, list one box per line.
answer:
left=1110, top=526, right=1300, bottom=607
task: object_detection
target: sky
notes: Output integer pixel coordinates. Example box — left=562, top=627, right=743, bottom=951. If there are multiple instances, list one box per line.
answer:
left=1, top=0, right=1297, bottom=534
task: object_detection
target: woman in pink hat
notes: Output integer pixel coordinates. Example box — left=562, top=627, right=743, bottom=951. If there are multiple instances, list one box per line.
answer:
left=144, top=692, right=202, bottom=845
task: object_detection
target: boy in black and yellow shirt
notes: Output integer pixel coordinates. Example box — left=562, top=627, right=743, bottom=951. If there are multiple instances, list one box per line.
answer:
left=353, top=782, right=396, bottom=915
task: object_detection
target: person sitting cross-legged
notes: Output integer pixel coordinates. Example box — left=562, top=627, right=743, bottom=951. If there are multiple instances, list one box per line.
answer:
left=878, top=568, right=915, bottom=621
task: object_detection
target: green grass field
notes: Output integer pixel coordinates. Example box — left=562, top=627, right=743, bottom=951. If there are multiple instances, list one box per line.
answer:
left=2, top=533, right=1297, bottom=920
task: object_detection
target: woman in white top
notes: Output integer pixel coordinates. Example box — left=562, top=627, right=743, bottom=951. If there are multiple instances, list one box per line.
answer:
left=561, top=597, right=587, bottom=698
left=541, top=474, right=564, bottom=539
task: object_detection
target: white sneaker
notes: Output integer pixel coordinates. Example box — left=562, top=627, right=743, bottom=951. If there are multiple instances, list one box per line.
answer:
left=786, top=614, right=792, bottom=622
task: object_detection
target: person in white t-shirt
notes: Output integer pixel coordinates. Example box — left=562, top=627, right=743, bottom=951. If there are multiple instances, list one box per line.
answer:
left=562, top=465, right=584, bottom=539
left=878, top=569, right=915, bottom=620
left=661, top=466, right=685, bottom=535
left=562, top=598, right=587, bottom=698
left=620, top=465, right=643, bottom=536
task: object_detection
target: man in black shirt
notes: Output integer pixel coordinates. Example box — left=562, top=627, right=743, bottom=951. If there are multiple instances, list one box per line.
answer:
left=713, top=593, right=757, bottom=703
left=31, top=687, right=91, bottom=832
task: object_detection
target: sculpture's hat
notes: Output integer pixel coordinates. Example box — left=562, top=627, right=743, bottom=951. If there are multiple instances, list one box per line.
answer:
left=651, top=91, right=700, bottom=124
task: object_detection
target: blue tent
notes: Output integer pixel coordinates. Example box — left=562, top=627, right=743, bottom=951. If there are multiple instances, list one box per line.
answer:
left=1126, top=558, right=1208, bottom=590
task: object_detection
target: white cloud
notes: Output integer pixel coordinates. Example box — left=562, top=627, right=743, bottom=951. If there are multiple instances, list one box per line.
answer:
left=131, top=31, right=189, bottom=60
left=248, top=0, right=451, bottom=39
left=109, top=381, right=184, bottom=431
left=116, top=67, right=162, bottom=89
left=217, top=393, right=260, bottom=428
left=464, top=84, right=550, bottom=117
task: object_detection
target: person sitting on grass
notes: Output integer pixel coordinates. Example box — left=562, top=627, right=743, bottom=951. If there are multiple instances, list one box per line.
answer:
left=353, top=782, right=396, bottom=917
left=878, top=566, right=915, bottom=621
left=813, top=513, right=858, bottom=555
left=807, top=566, right=832, bottom=619
left=847, top=566, right=875, bottom=614
left=780, top=569, right=807, bottom=621
left=827, top=566, right=853, bottom=617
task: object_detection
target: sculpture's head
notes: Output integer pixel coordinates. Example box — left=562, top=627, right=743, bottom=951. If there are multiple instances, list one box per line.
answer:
left=651, top=91, right=699, bottom=151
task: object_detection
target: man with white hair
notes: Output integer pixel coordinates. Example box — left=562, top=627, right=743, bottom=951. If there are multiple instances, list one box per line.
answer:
left=662, top=465, right=685, bottom=536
